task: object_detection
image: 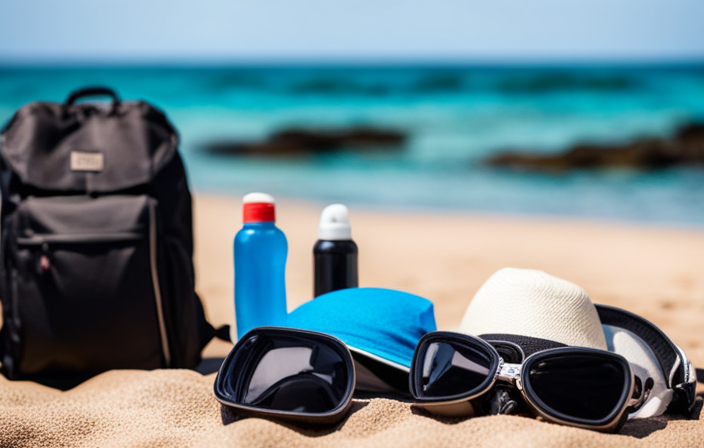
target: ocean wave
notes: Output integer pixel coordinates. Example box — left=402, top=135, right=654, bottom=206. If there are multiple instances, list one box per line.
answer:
left=233, top=72, right=638, bottom=97
left=288, top=78, right=393, bottom=96
left=494, top=73, right=639, bottom=94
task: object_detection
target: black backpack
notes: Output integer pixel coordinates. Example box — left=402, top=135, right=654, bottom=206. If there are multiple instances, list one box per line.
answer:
left=0, top=87, right=222, bottom=387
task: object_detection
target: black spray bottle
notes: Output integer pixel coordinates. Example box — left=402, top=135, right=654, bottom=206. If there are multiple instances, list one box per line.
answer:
left=313, top=204, right=358, bottom=297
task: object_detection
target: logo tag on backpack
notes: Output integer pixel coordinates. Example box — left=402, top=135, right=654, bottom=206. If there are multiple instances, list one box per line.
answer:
left=70, top=151, right=104, bottom=172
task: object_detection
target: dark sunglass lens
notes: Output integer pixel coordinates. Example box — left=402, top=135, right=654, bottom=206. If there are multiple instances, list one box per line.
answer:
left=419, top=341, right=493, bottom=398
left=527, top=353, right=628, bottom=422
left=243, top=335, right=349, bottom=413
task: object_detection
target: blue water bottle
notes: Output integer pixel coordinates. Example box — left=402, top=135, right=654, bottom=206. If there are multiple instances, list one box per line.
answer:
left=234, top=192, right=288, bottom=339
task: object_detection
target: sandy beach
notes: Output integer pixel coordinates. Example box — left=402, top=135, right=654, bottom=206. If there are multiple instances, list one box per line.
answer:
left=2, top=193, right=704, bottom=448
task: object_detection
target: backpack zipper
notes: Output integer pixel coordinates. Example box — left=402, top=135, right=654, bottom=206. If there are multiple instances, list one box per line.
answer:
left=17, top=232, right=143, bottom=245
left=149, top=201, right=171, bottom=367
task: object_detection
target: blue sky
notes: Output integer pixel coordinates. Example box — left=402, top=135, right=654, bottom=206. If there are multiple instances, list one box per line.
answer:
left=1, top=0, right=704, bottom=63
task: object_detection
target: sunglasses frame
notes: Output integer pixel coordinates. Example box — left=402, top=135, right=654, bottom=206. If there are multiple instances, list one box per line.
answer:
left=214, top=327, right=357, bottom=425
left=410, top=331, right=635, bottom=432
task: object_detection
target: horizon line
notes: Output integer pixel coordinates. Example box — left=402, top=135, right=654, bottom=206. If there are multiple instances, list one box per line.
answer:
left=2, top=56, right=704, bottom=69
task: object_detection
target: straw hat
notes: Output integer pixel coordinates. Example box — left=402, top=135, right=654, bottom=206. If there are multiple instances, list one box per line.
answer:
left=459, top=268, right=679, bottom=419
left=459, top=268, right=607, bottom=350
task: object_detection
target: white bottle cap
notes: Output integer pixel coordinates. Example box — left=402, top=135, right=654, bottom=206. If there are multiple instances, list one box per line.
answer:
left=243, top=192, right=275, bottom=204
left=318, top=204, right=352, bottom=240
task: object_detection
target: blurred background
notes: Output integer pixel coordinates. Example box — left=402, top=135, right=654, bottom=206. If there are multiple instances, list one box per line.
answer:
left=2, top=0, right=704, bottom=226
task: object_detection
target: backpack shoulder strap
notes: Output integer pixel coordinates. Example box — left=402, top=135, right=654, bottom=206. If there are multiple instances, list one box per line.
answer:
left=213, top=325, right=231, bottom=343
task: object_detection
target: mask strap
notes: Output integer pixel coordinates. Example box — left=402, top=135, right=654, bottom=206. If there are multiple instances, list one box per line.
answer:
left=596, top=304, right=679, bottom=387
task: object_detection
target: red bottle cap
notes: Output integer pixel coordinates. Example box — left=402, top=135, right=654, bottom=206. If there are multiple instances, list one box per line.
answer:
left=243, top=193, right=276, bottom=223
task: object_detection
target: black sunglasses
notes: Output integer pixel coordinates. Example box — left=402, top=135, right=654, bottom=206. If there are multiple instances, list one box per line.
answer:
left=214, top=327, right=356, bottom=424
left=409, top=331, right=639, bottom=432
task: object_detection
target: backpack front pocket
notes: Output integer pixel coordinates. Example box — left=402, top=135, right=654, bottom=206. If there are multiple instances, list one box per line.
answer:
left=9, top=195, right=169, bottom=378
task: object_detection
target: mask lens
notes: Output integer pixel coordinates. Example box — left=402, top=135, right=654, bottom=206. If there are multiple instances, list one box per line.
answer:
left=526, top=352, right=629, bottom=423
left=418, top=340, right=494, bottom=398
left=238, top=333, right=350, bottom=414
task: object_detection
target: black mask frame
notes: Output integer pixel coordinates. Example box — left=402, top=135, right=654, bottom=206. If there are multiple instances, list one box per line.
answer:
left=214, top=327, right=356, bottom=425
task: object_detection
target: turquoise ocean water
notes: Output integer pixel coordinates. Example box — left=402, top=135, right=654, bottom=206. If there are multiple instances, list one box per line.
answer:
left=1, top=65, right=703, bottom=226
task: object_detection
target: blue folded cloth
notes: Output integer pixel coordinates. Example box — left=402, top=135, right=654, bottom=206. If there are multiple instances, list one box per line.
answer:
left=284, top=287, right=437, bottom=369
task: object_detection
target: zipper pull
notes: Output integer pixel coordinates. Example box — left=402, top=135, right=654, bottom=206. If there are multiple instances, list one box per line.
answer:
left=37, top=243, right=51, bottom=275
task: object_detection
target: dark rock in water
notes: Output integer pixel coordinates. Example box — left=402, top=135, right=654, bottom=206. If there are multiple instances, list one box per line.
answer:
left=486, top=123, right=704, bottom=171
left=203, top=127, right=407, bottom=156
